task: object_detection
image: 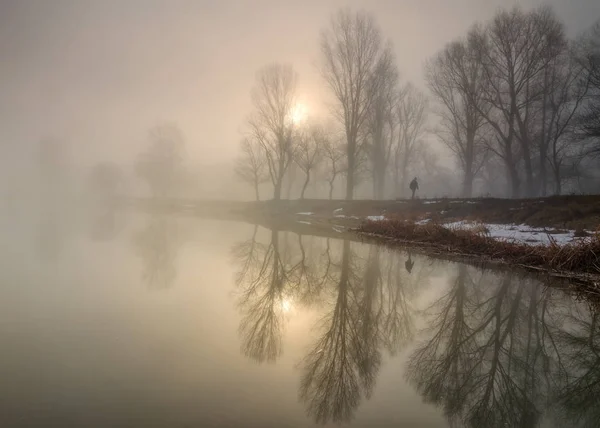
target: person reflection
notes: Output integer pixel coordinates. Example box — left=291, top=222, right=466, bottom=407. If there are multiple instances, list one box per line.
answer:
left=132, top=213, right=180, bottom=289
left=406, top=266, right=571, bottom=427
left=405, top=250, right=414, bottom=274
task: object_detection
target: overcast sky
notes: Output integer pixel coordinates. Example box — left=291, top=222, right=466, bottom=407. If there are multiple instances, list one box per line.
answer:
left=1, top=0, right=599, bottom=170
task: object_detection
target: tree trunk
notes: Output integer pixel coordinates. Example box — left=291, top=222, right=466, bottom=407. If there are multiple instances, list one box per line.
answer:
left=506, top=161, right=520, bottom=198
left=462, top=171, right=474, bottom=198
left=346, top=157, right=355, bottom=200
left=273, top=181, right=282, bottom=201
left=539, top=151, right=548, bottom=197
left=553, top=166, right=562, bottom=195
left=254, top=181, right=260, bottom=201
left=301, top=171, right=310, bottom=199
left=393, top=165, right=400, bottom=199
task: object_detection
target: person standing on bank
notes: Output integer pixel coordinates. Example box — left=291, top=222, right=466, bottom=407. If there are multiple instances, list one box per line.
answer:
left=409, top=177, right=419, bottom=200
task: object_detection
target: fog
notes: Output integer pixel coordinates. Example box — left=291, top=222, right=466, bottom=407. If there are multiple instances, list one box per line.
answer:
left=1, top=0, right=599, bottom=200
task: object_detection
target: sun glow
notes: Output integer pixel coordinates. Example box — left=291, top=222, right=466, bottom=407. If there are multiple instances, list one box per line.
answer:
left=280, top=297, right=293, bottom=313
left=289, top=103, right=308, bottom=125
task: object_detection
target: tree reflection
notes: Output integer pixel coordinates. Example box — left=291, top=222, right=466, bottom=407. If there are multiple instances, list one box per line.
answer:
left=132, top=214, right=180, bottom=289
left=406, top=265, right=575, bottom=427
left=233, top=227, right=328, bottom=363
left=299, top=240, right=364, bottom=423
left=557, top=308, right=600, bottom=427
left=298, top=242, right=423, bottom=424
left=230, top=230, right=600, bottom=426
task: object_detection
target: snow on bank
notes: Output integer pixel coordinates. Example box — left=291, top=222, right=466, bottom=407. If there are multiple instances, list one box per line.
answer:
left=296, top=212, right=313, bottom=216
left=366, top=215, right=386, bottom=221
left=443, top=221, right=582, bottom=246
left=333, top=208, right=343, bottom=213
left=297, top=220, right=311, bottom=225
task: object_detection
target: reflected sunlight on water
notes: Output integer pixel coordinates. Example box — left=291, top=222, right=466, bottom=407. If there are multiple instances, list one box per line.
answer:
left=0, top=207, right=598, bottom=427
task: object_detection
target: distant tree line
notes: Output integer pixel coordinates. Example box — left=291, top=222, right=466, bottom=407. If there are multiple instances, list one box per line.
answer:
left=235, top=6, right=600, bottom=200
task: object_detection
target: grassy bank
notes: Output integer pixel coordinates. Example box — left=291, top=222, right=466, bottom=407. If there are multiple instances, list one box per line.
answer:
left=358, top=219, right=600, bottom=280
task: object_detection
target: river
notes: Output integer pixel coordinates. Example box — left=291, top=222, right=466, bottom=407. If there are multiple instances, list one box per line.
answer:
left=0, top=207, right=598, bottom=427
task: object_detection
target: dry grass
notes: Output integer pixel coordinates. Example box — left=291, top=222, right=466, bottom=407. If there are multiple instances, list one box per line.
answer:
left=358, top=219, right=600, bottom=275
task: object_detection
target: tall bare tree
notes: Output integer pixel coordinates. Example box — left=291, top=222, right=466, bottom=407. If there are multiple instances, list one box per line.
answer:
left=426, top=32, right=490, bottom=197
left=540, top=44, right=590, bottom=195
left=575, top=21, right=600, bottom=152
left=248, top=63, right=299, bottom=200
left=393, top=83, right=428, bottom=198
left=234, top=138, right=268, bottom=201
left=473, top=6, right=566, bottom=197
left=320, top=8, right=389, bottom=200
left=367, top=50, right=399, bottom=199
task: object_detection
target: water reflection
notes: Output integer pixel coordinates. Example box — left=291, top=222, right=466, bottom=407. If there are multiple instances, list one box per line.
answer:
left=406, top=264, right=600, bottom=428
left=231, top=226, right=600, bottom=427
left=233, top=227, right=331, bottom=363
left=556, top=307, right=600, bottom=427
left=232, top=228, right=429, bottom=423
left=133, top=214, right=181, bottom=289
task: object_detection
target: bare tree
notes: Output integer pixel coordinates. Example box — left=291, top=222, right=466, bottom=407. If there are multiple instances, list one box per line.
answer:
left=426, top=32, right=490, bottom=197
left=575, top=21, right=600, bottom=152
left=541, top=45, right=591, bottom=195
left=247, top=63, right=299, bottom=200
left=295, top=123, right=325, bottom=199
left=393, top=83, right=428, bottom=198
left=320, top=8, right=389, bottom=200
left=234, top=138, right=268, bottom=201
left=366, top=50, right=399, bottom=199
left=321, top=131, right=346, bottom=199
left=473, top=6, right=566, bottom=197
left=135, top=124, right=185, bottom=198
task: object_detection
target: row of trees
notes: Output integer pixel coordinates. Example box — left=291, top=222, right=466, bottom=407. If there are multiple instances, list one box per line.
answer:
left=427, top=6, right=600, bottom=197
left=236, top=6, right=600, bottom=200
left=236, top=10, right=430, bottom=201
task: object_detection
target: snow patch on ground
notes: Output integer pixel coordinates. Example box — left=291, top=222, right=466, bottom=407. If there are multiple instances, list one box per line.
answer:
left=333, top=208, right=343, bottom=213
left=333, top=226, right=345, bottom=233
left=423, top=201, right=440, bottom=205
left=296, top=212, right=314, bottom=216
left=366, top=215, right=386, bottom=221
left=443, top=221, right=579, bottom=246
left=334, top=214, right=347, bottom=218
left=415, top=219, right=431, bottom=225
left=297, top=220, right=311, bottom=225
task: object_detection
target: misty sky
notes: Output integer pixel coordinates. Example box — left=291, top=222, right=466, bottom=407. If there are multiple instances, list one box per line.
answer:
left=1, top=0, right=599, bottom=171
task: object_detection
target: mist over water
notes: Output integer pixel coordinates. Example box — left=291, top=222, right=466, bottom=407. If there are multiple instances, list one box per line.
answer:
left=0, top=210, right=598, bottom=427
left=1, top=1, right=600, bottom=427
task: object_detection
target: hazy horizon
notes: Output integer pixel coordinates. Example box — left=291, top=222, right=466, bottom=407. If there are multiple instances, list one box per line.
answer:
left=2, top=0, right=598, bottom=176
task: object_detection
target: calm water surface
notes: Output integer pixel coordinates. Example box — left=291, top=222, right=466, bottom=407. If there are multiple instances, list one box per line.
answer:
left=1, top=208, right=599, bottom=427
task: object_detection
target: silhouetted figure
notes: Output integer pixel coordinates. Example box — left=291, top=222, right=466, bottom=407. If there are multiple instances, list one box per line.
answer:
left=405, top=252, right=414, bottom=274
left=409, top=177, right=419, bottom=200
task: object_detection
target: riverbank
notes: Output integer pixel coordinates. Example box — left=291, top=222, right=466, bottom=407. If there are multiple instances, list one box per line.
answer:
left=129, top=195, right=600, bottom=294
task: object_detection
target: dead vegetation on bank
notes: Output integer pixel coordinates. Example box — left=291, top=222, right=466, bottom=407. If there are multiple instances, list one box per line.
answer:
left=357, top=219, right=600, bottom=278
